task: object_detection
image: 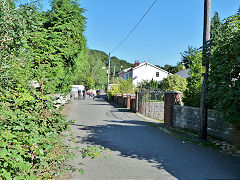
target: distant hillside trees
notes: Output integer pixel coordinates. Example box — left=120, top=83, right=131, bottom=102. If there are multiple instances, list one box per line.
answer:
left=75, top=49, right=133, bottom=89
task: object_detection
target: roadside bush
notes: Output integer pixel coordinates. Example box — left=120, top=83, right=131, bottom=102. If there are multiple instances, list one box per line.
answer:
left=0, top=1, right=77, bottom=178
left=160, top=75, right=187, bottom=93
left=0, top=1, right=106, bottom=179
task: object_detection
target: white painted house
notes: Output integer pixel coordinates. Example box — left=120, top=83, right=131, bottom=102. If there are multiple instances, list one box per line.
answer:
left=119, top=61, right=171, bottom=86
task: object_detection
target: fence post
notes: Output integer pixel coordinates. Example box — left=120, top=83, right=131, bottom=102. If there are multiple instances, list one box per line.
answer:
left=127, top=95, right=131, bottom=109
left=164, top=91, right=182, bottom=126
left=135, top=91, right=138, bottom=112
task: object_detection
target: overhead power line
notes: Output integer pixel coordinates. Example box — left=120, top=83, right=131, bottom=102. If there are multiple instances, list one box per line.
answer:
left=147, top=53, right=179, bottom=61
left=111, top=0, right=159, bottom=53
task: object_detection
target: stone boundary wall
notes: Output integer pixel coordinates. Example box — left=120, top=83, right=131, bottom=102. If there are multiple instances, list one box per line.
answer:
left=113, top=93, right=164, bottom=120
left=173, top=105, right=235, bottom=142
left=145, top=102, right=164, bottom=120
left=112, top=92, right=239, bottom=145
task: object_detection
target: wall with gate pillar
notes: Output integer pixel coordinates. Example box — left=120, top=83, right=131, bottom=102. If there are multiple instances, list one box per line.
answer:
left=164, top=91, right=182, bottom=126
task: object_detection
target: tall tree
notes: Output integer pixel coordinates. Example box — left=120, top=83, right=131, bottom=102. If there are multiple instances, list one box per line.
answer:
left=208, top=11, right=240, bottom=126
left=210, top=12, right=223, bottom=47
left=180, top=46, right=199, bottom=68
left=44, top=0, right=87, bottom=92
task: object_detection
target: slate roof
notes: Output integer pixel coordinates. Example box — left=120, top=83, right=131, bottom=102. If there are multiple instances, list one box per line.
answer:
left=174, top=68, right=190, bottom=79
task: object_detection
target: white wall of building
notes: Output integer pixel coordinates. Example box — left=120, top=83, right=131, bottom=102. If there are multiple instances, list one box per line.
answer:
left=132, top=63, right=169, bottom=86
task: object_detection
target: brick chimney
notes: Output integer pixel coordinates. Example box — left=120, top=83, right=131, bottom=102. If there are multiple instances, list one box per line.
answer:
left=134, top=60, right=140, bottom=67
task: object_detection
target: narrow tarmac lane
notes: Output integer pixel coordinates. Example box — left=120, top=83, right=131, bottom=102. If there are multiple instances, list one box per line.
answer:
left=67, top=96, right=240, bottom=180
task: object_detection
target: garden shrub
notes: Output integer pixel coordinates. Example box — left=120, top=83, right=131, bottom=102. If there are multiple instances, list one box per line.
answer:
left=108, top=79, right=134, bottom=99
left=160, top=75, right=187, bottom=93
left=137, top=79, right=160, bottom=92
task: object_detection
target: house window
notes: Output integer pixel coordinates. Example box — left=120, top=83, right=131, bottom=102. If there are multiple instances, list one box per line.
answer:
left=156, top=72, right=159, bottom=77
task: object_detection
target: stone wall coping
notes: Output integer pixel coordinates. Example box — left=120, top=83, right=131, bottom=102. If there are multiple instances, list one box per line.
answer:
left=164, top=91, right=182, bottom=94
left=173, top=104, right=199, bottom=111
left=173, top=105, right=218, bottom=112
left=146, top=101, right=164, bottom=104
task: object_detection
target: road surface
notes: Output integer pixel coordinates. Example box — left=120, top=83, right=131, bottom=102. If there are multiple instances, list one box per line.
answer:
left=66, top=95, right=240, bottom=180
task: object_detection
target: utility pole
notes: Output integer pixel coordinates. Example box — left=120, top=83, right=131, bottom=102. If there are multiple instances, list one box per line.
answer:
left=113, top=65, right=116, bottom=84
left=200, top=0, right=211, bottom=140
left=107, top=52, right=111, bottom=91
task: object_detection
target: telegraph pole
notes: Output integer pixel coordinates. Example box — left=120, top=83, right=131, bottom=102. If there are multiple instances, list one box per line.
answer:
left=200, top=0, right=211, bottom=140
left=113, top=65, right=116, bottom=84
left=107, top=52, right=111, bottom=91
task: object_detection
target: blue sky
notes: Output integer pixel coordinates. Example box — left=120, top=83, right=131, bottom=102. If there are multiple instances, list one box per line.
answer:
left=40, top=0, right=239, bottom=66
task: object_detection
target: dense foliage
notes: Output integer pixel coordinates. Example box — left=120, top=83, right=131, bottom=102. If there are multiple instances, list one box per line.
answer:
left=0, top=0, right=100, bottom=178
left=181, top=12, right=223, bottom=108
left=181, top=9, right=240, bottom=127
left=160, top=75, right=187, bottom=93
left=85, top=76, right=96, bottom=90
left=208, top=12, right=240, bottom=126
left=181, top=12, right=225, bottom=108
left=75, top=49, right=106, bottom=89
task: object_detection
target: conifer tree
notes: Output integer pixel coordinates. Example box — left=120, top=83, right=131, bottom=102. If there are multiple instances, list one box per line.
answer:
left=210, top=12, right=223, bottom=47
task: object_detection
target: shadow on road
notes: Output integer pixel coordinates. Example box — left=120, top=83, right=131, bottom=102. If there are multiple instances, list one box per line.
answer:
left=73, top=103, right=240, bottom=179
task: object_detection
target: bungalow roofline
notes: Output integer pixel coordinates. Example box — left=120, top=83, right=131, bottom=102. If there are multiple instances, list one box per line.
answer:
left=119, top=61, right=172, bottom=75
